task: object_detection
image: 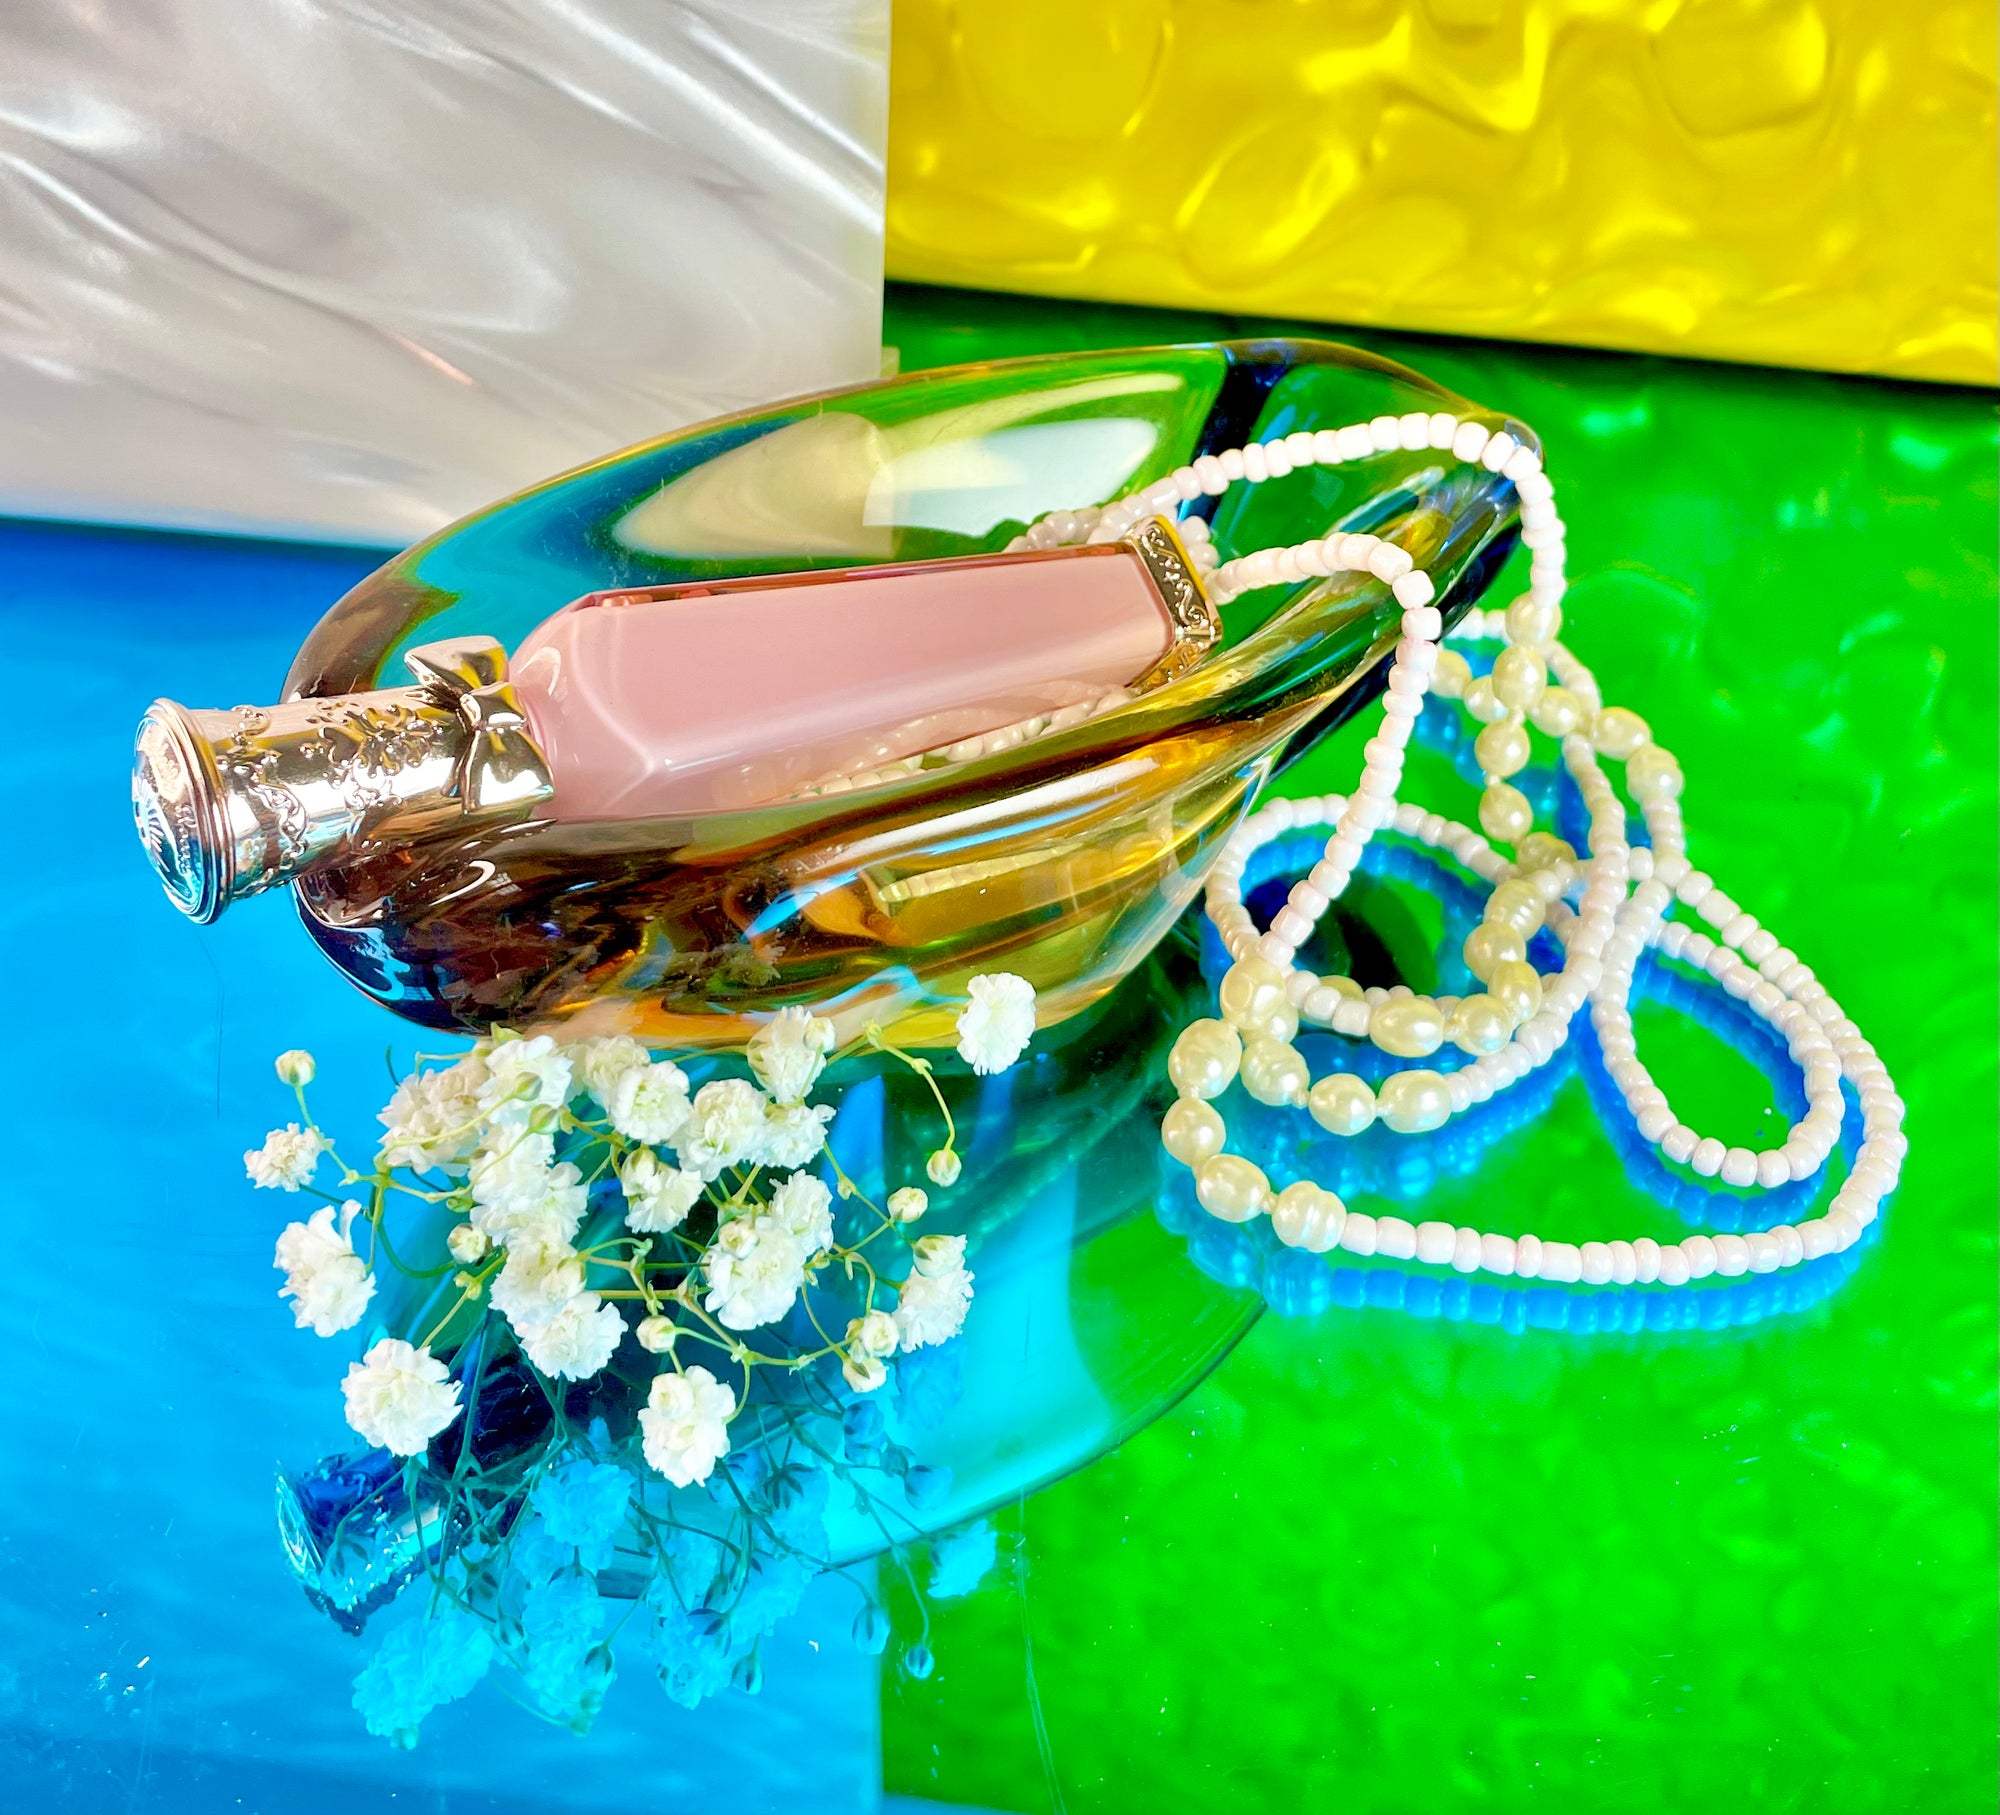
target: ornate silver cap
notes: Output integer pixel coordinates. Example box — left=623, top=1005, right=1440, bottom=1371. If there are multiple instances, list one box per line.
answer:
left=133, top=636, right=553, bottom=923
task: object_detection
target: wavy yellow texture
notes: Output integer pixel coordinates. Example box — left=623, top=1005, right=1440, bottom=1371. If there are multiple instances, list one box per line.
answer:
left=887, top=0, right=1997, bottom=384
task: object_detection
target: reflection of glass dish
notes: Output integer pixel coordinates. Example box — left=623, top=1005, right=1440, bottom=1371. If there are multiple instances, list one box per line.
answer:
left=287, top=339, right=1526, bottom=1049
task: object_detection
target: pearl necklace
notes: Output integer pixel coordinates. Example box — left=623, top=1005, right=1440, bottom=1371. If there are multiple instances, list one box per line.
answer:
left=1022, top=410, right=1904, bottom=1290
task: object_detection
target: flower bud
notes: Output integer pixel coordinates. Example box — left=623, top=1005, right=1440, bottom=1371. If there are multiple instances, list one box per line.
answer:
left=274, top=1049, right=316, bottom=1088
left=636, top=1314, right=679, bottom=1354
left=912, top=1234, right=964, bottom=1279
left=446, top=1223, right=490, bottom=1264
left=842, top=1353, right=887, bottom=1393
left=887, top=1186, right=928, bottom=1223
left=847, top=1310, right=899, bottom=1359
left=925, top=1147, right=962, bottom=1188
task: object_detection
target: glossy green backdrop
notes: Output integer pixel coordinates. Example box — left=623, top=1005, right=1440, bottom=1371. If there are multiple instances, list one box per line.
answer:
left=877, top=284, right=1998, bottom=1813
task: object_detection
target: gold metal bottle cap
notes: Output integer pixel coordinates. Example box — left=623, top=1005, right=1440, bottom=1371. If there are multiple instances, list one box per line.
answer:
left=132, top=636, right=554, bottom=923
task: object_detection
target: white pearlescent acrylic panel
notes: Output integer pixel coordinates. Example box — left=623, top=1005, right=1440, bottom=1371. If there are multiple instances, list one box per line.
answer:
left=0, top=1, right=888, bottom=544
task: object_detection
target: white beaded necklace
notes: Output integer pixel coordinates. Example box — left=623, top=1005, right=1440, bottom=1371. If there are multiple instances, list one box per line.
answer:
left=1019, top=410, right=1904, bottom=1292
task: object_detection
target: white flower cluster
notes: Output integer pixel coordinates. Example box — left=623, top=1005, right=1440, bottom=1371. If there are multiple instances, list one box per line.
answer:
left=255, top=976, right=1034, bottom=1487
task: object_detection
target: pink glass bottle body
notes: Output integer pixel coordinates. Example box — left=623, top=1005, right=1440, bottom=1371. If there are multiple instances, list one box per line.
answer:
left=510, top=541, right=1183, bottom=819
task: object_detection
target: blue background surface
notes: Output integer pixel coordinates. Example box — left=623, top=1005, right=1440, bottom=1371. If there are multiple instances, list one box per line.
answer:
left=0, top=520, right=881, bottom=1813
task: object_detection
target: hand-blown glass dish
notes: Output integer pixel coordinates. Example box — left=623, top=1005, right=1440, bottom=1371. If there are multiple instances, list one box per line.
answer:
left=273, top=339, right=1529, bottom=1048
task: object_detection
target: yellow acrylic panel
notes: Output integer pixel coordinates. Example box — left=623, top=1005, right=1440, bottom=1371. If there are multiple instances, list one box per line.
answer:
left=887, top=0, right=1998, bottom=385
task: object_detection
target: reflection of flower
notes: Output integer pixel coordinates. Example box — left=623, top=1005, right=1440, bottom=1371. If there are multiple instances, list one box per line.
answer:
left=955, top=972, right=1037, bottom=1075
left=274, top=1201, right=375, bottom=1336
left=640, top=1366, right=735, bottom=1486
left=352, top=1603, right=494, bottom=1749
left=342, top=1339, right=462, bottom=1456
left=929, top=1518, right=999, bottom=1600
left=245, top=1122, right=325, bottom=1191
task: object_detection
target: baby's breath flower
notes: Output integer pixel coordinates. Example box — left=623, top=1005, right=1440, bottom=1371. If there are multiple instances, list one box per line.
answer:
left=519, top=1293, right=624, bottom=1381
left=377, top=1053, right=489, bottom=1174
left=566, top=1035, right=651, bottom=1111
left=619, top=1148, right=704, bottom=1235
left=747, top=1006, right=836, bottom=1104
left=702, top=1216, right=810, bottom=1332
left=635, top=1314, right=679, bottom=1354
left=342, top=1339, right=462, bottom=1456
left=758, top=1100, right=836, bottom=1171
left=887, top=1186, right=928, bottom=1223
left=846, top=1310, right=899, bottom=1359
left=606, top=1059, right=693, bottom=1146
left=467, top=1138, right=588, bottom=1249
left=489, top=1237, right=586, bottom=1335
left=766, top=1172, right=834, bottom=1259
left=924, top=1147, right=962, bottom=1189
left=842, top=1353, right=888, bottom=1394
left=275, top=1049, right=316, bottom=1088
left=446, top=1223, right=490, bottom=1265
left=675, top=1078, right=769, bottom=1180
left=639, top=1366, right=735, bottom=1486
left=954, top=972, right=1037, bottom=1075
left=274, top=1201, right=375, bottom=1336
left=477, top=1034, right=574, bottom=1125
left=246, top=1123, right=327, bottom=1191
left=894, top=1236, right=974, bottom=1351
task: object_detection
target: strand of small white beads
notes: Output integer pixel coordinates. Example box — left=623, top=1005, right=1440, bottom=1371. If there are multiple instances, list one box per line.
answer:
left=1099, top=413, right=1905, bottom=1288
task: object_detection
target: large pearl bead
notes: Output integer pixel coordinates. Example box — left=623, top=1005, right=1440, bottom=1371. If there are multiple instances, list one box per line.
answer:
left=1371, top=996, right=1444, bottom=1058
left=1168, top=1018, right=1242, bottom=1099
left=1592, top=705, right=1650, bottom=758
left=1479, top=781, right=1533, bottom=843
left=1463, top=922, right=1526, bottom=982
left=1241, top=1035, right=1310, bottom=1107
left=1160, top=1098, right=1225, bottom=1167
left=1218, top=956, right=1289, bottom=1031
left=1447, top=993, right=1513, bottom=1055
left=1378, top=1069, right=1453, bottom=1134
left=1485, top=877, right=1545, bottom=936
left=1529, top=684, right=1585, bottom=737
left=1195, top=1153, right=1270, bottom=1222
left=1627, top=743, right=1684, bottom=802
left=1308, top=1072, right=1377, bottom=1136
left=1271, top=1180, right=1346, bottom=1252
left=1473, top=717, right=1531, bottom=778
left=1431, top=647, right=1472, bottom=699
left=1487, top=959, right=1543, bottom=1023
left=1505, top=594, right=1562, bottom=647
left=1463, top=675, right=1506, bottom=723
left=1516, top=832, right=1576, bottom=872
left=1490, top=645, right=1547, bottom=711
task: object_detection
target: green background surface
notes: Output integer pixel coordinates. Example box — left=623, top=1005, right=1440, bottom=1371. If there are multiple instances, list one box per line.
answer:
left=877, top=284, right=1998, bottom=1813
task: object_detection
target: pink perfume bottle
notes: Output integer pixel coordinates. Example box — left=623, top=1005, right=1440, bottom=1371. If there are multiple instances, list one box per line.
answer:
left=133, top=517, right=1214, bottom=921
